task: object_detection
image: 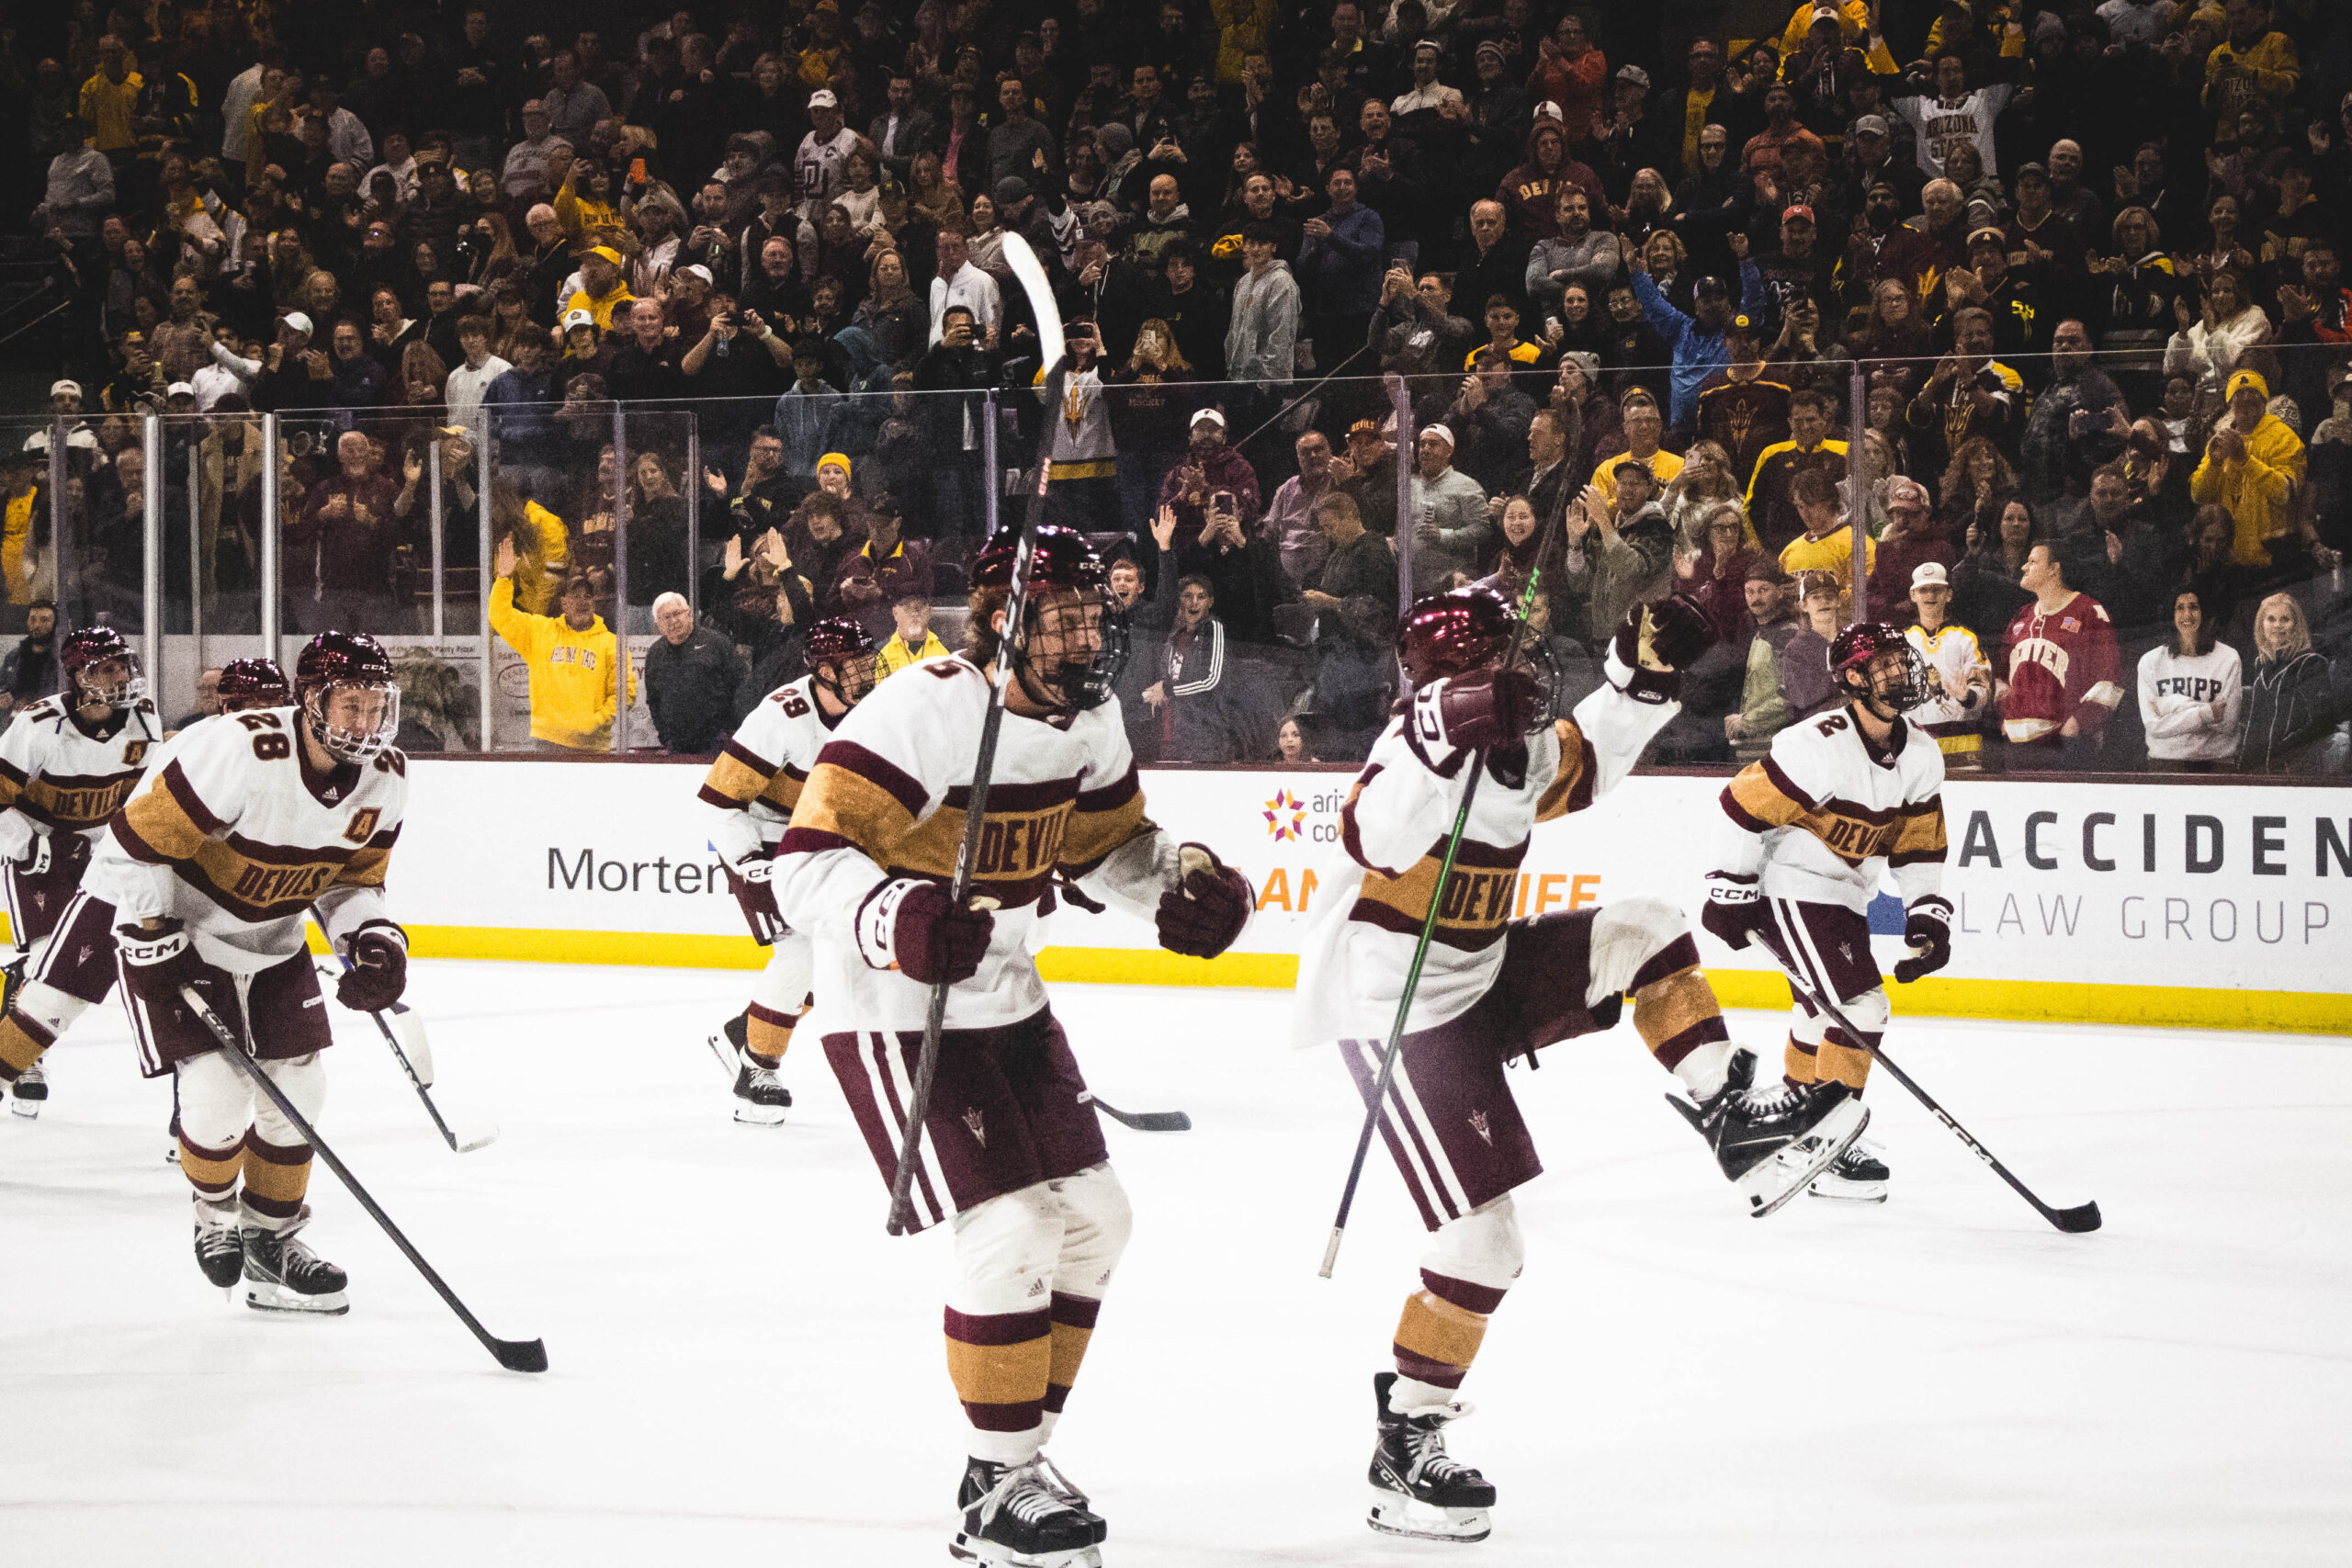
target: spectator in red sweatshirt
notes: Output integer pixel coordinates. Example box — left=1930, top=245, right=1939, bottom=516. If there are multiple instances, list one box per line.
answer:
left=1997, top=542, right=2122, bottom=769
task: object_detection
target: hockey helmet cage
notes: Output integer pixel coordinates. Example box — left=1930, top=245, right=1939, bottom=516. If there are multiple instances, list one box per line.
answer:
left=969, top=525, right=1127, bottom=713
left=58, top=626, right=146, bottom=709
left=1827, top=621, right=1929, bottom=713
left=294, top=630, right=401, bottom=763
left=803, top=615, right=881, bottom=705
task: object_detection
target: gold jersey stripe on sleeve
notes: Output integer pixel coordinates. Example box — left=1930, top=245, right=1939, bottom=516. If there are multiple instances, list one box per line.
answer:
left=114, top=760, right=221, bottom=864
left=1533, top=719, right=1598, bottom=823
left=1890, top=796, right=1949, bottom=865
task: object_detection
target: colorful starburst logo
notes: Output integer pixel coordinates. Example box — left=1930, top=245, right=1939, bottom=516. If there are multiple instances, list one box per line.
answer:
left=1263, top=789, right=1306, bottom=841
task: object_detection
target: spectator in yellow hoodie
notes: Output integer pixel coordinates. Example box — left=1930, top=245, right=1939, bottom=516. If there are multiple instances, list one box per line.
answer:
left=874, top=592, right=948, bottom=678
left=2190, top=367, right=2306, bottom=566
left=489, top=536, right=635, bottom=750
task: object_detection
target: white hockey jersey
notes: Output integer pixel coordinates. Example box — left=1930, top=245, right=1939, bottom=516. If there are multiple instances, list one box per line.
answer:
left=1717, top=703, right=1946, bottom=912
left=1294, top=668, right=1676, bottom=1047
left=697, top=674, right=842, bottom=866
left=0, top=694, right=164, bottom=860
left=773, top=655, right=1188, bottom=1032
left=1904, top=622, right=1991, bottom=750
left=85, top=707, right=408, bottom=975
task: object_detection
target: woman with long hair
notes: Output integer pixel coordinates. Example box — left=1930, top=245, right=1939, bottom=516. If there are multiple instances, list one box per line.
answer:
left=2165, top=268, right=2270, bottom=401
left=1941, top=140, right=2004, bottom=216
left=2192, top=192, right=2256, bottom=283
left=1680, top=501, right=1760, bottom=647
left=1661, top=441, right=1745, bottom=550
left=835, top=150, right=887, bottom=236
left=841, top=248, right=924, bottom=384
left=1272, top=716, right=1319, bottom=764
left=2093, top=207, right=2177, bottom=407
left=468, top=211, right=521, bottom=289
left=2138, top=587, right=2242, bottom=772
left=623, top=448, right=693, bottom=609
left=1106, top=317, right=1199, bottom=525
left=486, top=283, right=537, bottom=364
left=2238, top=592, right=2338, bottom=773
left=1485, top=494, right=1546, bottom=626
left=2179, top=502, right=2255, bottom=634
left=399, top=340, right=448, bottom=407
left=1840, top=279, right=1935, bottom=395
left=1950, top=497, right=2035, bottom=661
left=908, top=148, right=965, bottom=228
left=1937, top=436, right=2018, bottom=553
left=1865, top=381, right=1915, bottom=477
left=1550, top=282, right=1607, bottom=361
left=964, top=192, right=1007, bottom=279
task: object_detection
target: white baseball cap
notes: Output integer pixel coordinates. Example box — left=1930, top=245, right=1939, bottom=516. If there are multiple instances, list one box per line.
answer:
left=1190, top=407, right=1225, bottom=428
left=808, top=88, right=839, bottom=109
left=165, top=381, right=196, bottom=399
left=1910, top=561, right=1951, bottom=590
left=49, top=378, right=82, bottom=399
left=561, top=308, right=595, bottom=331
left=679, top=263, right=715, bottom=284
left=1422, top=423, right=1455, bottom=448
left=281, top=311, right=314, bottom=335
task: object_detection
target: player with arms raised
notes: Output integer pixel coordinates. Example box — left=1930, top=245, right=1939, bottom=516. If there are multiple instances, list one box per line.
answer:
left=1704, top=622, right=1953, bottom=1203
left=1299, top=586, right=1871, bottom=1545
left=0, top=627, right=165, bottom=1115
left=775, top=526, right=1254, bottom=1568
left=82, top=633, right=412, bottom=1314
left=696, top=615, right=879, bottom=1122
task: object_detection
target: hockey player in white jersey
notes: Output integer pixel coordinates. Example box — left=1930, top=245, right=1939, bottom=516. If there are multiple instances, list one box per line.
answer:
left=0, top=626, right=164, bottom=1116
left=83, top=632, right=411, bottom=1314
left=775, top=526, right=1255, bottom=1568
left=1704, top=621, right=1953, bottom=1203
left=697, top=615, right=879, bottom=1122
left=1297, top=584, right=1870, bottom=1544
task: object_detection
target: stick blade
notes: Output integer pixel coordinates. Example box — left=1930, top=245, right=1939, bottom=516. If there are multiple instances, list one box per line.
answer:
left=492, top=1337, right=549, bottom=1373
left=1122, top=1110, right=1192, bottom=1132
left=451, top=1122, right=500, bottom=1154
left=390, top=1003, right=435, bottom=1087
left=2049, top=1201, right=2103, bottom=1234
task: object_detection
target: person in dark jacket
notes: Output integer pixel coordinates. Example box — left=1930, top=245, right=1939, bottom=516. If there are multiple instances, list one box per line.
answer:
left=2239, top=592, right=2341, bottom=773
left=0, top=602, right=61, bottom=725
left=643, top=592, right=747, bottom=753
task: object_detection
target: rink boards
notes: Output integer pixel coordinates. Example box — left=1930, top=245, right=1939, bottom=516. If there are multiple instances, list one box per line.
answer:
left=194, top=760, right=2352, bottom=1033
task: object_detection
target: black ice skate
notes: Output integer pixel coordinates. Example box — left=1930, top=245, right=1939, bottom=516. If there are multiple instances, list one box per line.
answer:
left=243, top=1220, right=349, bottom=1315
left=193, top=1205, right=243, bottom=1290
left=731, top=1050, right=792, bottom=1125
left=8, top=1061, right=45, bottom=1118
left=1668, top=1050, right=1868, bottom=1218
left=949, top=1455, right=1105, bottom=1567
left=707, top=1010, right=750, bottom=1076
left=1810, top=1136, right=1890, bottom=1203
left=1367, top=1371, right=1495, bottom=1543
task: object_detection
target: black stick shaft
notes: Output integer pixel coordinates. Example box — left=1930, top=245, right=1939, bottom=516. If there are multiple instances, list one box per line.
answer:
left=323, top=958, right=458, bottom=1150
left=179, top=987, right=548, bottom=1371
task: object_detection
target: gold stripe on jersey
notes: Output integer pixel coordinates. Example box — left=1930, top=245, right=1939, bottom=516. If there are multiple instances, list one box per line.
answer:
left=16, top=772, right=141, bottom=830
left=883, top=779, right=1078, bottom=908
left=1060, top=764, right=1150, bottom=874
left=1533, top=720, right=1599, bottom=823
left=1722, top=758, right=1934, bottom=869
left=1349, top=835, right=1528, bottom=952
left=1889, top=797, right=1948, bottom=866
left=699, top=741, right=807, bottom=815
left=116, top=761, right=220, bottom=863
left=116, top=760, right=400, bottom=923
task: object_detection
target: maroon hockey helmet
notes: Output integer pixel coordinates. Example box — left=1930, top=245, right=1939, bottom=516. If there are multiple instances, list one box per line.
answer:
left=968, top=525, right=1127, bottom=713
left=216, top=657, right=290, bottom=713
left=58, top=625, right=146, bottom=709
left=1397, top=584, right=1517, bottom=690
left=294, top=631, right=401, bottom=762
left=1827, top=621, right=1929, bottom=713
left=802, top=615, right=881, bottom=705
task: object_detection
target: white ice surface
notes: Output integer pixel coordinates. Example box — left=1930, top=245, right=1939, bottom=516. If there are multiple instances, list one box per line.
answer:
left=3, top=964, right=2348, bottom=1566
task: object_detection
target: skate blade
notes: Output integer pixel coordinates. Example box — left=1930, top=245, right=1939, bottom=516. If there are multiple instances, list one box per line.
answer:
left=1808, top=1178, right=1890, bottom=1203
left=165, top=1145, right=180, bottom=1164
left=1741, top=1102, right=1869, bottom=1219
left=9, top=1097, right=41, bottom=1118
left=1367, top=1489, right=1493, bottom=1543
left=948, top=1532, right=1102, bottom=1568
left=733, top=1101, right=789, bottom=1125
left=704, top=1031, right=741, bottom=1077
left=244, top=1280, right=351, bottom=1315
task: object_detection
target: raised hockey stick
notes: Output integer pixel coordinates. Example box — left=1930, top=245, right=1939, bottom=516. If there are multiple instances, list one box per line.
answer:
left=1760, top=946, right=2102, bottom=1235
left=885, top=233, right=1057, bottom=1236
left=316, top=960, right=498, bottom=1155
left=1076, top=1090, right=1192, bottom=1133
left=176, top=985, right=549, bottom=1371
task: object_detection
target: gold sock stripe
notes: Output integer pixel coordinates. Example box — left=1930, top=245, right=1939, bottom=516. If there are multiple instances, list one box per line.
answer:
left=240, top=1136, right=314, bottom=1207
left=944, top=1335, right=1054, bottom=1407
left=1393, top=1288, right=1489, bottom=1376
left=745, top=1010, right=797, bottom=1065
left=1815, top=1040, right=1875, bottom=1090
left=177, top=1138, right=244, bottom=1194
left=1046, top=1321, right=1092, bottom=1393
left=1784, top=1035, right=1820, bottom=1084
left=0, top=1014, right=51, bottom=1077
left=1632, top=968, right=1724, bottom=1055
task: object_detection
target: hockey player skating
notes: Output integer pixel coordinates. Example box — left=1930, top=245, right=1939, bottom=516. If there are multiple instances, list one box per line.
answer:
left=697, top=615, right=880, bottom=1123
left=0, top=627, right=165, bottom=1116
left=1704, top=622, right=1953, bottom=1204
left=774, top=526, right=1254, bottom=1568
left=82, top=632, right=412, bottom=1314
left=1297, top=585, right=1870, bottom=1545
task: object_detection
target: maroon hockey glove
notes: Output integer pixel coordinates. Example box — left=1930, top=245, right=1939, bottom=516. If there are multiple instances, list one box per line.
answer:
left=117, top=919, right=244, bottom=1043
left=728, top=853, right=786, bottom=944
left=336, top=929, right=409, bottom=1012
left=1156, top=844, right=1254, bottom=958
left=1608, top=594, right=1715, bottom=704
left=1892, top=896, right=1954, bottom=983
left=860, top=877, right=995, bottom=986
left=1700, top=873, right=1770, bottom=952
left=1413, top=663, right=1542, bottom=755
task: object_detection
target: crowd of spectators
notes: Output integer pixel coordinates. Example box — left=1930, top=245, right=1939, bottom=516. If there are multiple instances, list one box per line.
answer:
left=8, top=0, right=2352, bottom=771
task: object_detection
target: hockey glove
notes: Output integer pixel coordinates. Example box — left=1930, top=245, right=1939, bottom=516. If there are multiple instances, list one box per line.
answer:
left=859, top=877, right=995, bottom=987
left=1606, top=594, right=1716, bottom=705
left=117, top=919, right=243, bottom=1043
left=1155, top=843, right=1254, bottom=958
left=1410, top=663, right=1542, bottom=757
left=1892, top=895, right=1954, bottom=984
left=1700, top=873, right=1770, bottom=952
left=336, top=929, right=409, bottom=1012
left=729, top=852, right=786, bottom=944
left=11, top=833, right=50, bottom=875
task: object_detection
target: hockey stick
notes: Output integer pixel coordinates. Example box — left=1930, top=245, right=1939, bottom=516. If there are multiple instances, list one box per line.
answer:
left=1076, top=1090, right=1192, bottom=1133
left=884, top=234, right=1058, bottom=1236
left=176, top=985, right=549, bottom=1371
left=316, top=959, right=498, bottom=1155
left=1759, top=942, right=2102, bottom=1235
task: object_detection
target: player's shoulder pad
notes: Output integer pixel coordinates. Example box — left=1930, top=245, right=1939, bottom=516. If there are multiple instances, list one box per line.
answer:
left=18, top=694, right=66, bottom=724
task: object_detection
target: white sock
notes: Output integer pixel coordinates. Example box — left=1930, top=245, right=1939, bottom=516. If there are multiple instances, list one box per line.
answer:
left=1671, top=1038, right=1735, bottom=1100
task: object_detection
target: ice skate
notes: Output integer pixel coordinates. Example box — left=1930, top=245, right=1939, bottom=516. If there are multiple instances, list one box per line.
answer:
left=1366, top=1371, right=1495, bottom=1543
left=731, top=1049, right=791, bottom=1125
left=1810, top=1136, right=1890, bottom=1203
left=243, top=1218, right=349, bottom=1315
left=948, top=1455, right=1104, bottom=1567
left=193, top=1201, right=242, bottom=1290
left=707, top=1010, right=750, bottom=1077
left=1668, top=1051, right=1868, bottom=1218
left=9, top=1061, right=45, bottom=1117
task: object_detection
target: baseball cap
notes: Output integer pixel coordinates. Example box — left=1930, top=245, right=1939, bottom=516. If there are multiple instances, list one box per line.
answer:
left=49, top=378, right=82, bottom=398
left=1725, top=312, right=1759, bottom=336
left=994, top=175, right=1032, bottom=205
left=1966, top=224, right=2007, bottom=249
left=679, top=263, right=715, bottom=284
left=1692, top=275, right=1731, bottom=299
left=1781, top=204, right=1815, bottom=224
left=808, top=88, right=839, bottom=109
left=281, top=312, right=314, bottom=336
left=2013, top=160, right=2050, bottom=183
left=1415, top=38, right=1443, bottom=56
left=585, top=244, right=627, bottom=266
left=1616, top=64, right=1650, bottom=90
left=1810, top=3, right=1844, bottom=23
left=165, top=381, right=196, bottom=399
left=1190, top=408, right=1226, bottom=428
left=1348, top=417, right=1383, bottom=436
left=1853, top=113, right=1889, bottom=137
left=561, top=308, right=595, bottom=331
left=1910, top=561, right=1951, bottom=590
left=1421, top=423, right=1455, bottom=448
